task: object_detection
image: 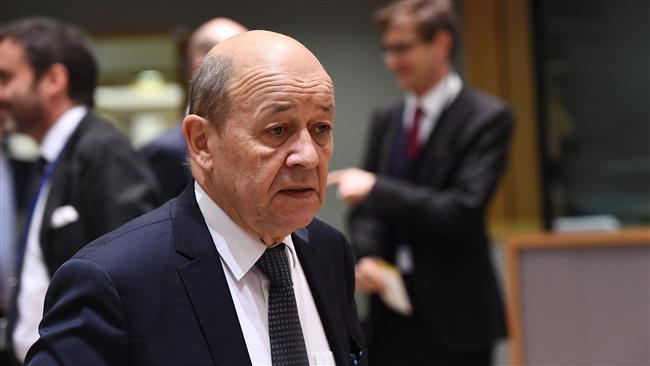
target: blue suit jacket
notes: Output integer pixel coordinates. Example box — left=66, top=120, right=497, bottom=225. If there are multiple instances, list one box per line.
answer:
left=27, top=185, right=366, bottom=366
left=141, top=126, right=192, bottom=202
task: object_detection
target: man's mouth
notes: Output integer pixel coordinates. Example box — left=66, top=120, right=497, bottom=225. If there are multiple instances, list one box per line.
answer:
left=279, top=187, right=316, bottom=198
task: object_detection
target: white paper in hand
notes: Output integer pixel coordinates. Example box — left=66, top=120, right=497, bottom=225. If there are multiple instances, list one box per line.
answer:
left=378, top=262, right=413, bottom=316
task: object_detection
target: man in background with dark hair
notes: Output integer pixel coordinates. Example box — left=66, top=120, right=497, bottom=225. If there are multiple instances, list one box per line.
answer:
left=0, top=17, right=160, bottom=363
left=142, top=17, right=247, bottom=202
left=330, top=1, right=512, bottom=365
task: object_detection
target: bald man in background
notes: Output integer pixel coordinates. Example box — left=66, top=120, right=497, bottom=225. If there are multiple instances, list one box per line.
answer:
left=142, top=17, right=247, bottom=201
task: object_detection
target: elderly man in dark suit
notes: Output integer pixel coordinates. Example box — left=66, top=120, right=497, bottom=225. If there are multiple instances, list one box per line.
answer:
left=142, top=17, right=247, bottom=202
left=330, top=1, right=512, bottom=365
left=26, top=30, right=366, bottom=366
left=0, top=17, right=160, bottom=364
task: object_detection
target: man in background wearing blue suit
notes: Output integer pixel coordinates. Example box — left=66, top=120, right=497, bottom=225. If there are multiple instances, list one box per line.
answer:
left=142, top=17, right=247, bottom=202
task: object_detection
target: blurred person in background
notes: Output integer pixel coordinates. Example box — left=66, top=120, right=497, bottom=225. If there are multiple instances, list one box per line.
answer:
left=0, top=17, right=160, bottom=364
left=1, top=101, right=39, bottom=366
left=330, top=1, right=512, bottom=365
left=0, top=114, right=17, bottom=365
left=142, top=17, right=247, bottom=202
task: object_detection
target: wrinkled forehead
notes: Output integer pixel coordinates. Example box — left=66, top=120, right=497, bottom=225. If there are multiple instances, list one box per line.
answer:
left=228, top=63, right=334, bottom=104
left=209, top=31, right=335, bottom=106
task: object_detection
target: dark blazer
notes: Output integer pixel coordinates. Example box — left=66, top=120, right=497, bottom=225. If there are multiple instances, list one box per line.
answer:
left=35, top=112, right=161, bottom=276
left=8, top=112, right=161, bottom=362
left=141, top=125, right=192, bottom=202
left=26, top=185, right=367, bottom=366
left=350, top=86, right=512, bottom=351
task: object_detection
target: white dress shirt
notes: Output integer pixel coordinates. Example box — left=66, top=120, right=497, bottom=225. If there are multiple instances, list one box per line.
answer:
left=194, top=182, right=334, bottom=366
left=403, top=71, right=463, bottom=144
left=13, top=106, right=87, bottom=361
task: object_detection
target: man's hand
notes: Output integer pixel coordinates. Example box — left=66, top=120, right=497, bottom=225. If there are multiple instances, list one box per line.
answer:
left=327, top=168, right=376, bottom=206
left=355, top=257, right=386, bottom=294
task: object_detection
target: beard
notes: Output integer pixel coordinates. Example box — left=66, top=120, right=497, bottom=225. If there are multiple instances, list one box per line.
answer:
left=1, top=90, right=47, bottom=137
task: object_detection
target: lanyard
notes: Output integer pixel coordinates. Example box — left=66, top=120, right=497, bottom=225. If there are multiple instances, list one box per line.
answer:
left=15, top=156, right=61, bottom=272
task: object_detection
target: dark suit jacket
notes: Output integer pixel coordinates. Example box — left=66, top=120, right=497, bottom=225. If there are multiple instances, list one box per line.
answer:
left=350, top=86, right=512, bottom=351
left=141, top=125, right=192, bottom=202
left=8, top=111, right=161, bottom=361
left=26, top=185, right=367, bottom=366
left=36, top=112, right=161, bottom=276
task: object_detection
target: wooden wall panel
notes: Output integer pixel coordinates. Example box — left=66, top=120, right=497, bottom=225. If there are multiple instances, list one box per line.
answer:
left=461, top=0, right=543, bottom=236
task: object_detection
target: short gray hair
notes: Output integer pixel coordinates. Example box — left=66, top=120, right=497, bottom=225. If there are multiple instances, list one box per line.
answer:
left=188, top=53, right=234, bottom=133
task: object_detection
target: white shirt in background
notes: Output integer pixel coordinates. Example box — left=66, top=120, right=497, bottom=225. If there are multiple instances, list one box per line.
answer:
left=13, top=106, right=88, bottom=361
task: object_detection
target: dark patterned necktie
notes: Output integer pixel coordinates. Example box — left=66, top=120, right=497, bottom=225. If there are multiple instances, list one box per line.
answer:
left=256, top=243, right=309, bottom=366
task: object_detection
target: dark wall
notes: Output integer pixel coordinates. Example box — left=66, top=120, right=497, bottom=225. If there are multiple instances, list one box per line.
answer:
left=535, top=0, right=650, bottom=225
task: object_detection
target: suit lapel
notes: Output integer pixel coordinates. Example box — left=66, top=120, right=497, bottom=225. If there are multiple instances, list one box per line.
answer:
left=378, top=103, right=406, bottom=175
left=378, top=89, right=471, bottom=184
left=41, top=151, right=68, bottom=243
left=39, top=114, right=91, bottom=272
left=414, top=87, right=471, bottom=184
left=173, top=186, right=251, bottom=366
left=41, top=113, right=92, bottom=236
left=292, top=227, right=348, bottom=366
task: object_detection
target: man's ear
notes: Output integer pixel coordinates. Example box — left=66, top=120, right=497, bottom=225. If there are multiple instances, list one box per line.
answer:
left=191, top=56, right=204, bottom=74
left=183, top=114, right=215, bottom=171
left=39, top=63, right=69, bottom=100
left=432, top=30, right=453, bottom=60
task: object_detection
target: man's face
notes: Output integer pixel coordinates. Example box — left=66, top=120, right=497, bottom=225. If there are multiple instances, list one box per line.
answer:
left=206, top=66, right=334, bottom=243
left=382, top=18, right=447, bottom=94
left=0, top=38, right=46, bottom=133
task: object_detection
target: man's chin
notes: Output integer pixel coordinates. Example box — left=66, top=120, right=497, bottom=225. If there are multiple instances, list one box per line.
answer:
left=396, top=78, right=414, bottom=91
left=0, top=115, right=18, bottom=132
left=277, top=210, right=317, bottom=231
left=256, top=213, right=315, bottom=245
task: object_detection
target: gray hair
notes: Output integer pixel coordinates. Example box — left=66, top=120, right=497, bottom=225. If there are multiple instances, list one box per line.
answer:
left=188, top=53, right=234, bottom=133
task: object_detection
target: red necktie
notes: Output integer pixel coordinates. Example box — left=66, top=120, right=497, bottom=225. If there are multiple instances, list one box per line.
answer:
left=406, top=106, right=423, bottom=160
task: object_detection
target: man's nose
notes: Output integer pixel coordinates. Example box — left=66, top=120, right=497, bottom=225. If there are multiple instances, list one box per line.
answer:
left=286, top=129, right=319, bottom=169
left=384, top=52, right=399, bottom=71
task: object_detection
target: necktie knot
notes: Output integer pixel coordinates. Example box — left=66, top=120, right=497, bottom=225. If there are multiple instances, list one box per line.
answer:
left=256, top=243, right=293, bottom=289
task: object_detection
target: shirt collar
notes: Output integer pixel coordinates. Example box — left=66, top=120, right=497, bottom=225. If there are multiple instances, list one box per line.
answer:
left=194, top=182, right=297, bottom=282
left=404, top=72, right=463, bottom=121
left=40, top=105, right=88, bottom=163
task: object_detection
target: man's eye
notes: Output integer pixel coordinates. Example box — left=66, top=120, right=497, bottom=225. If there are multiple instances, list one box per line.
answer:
left=313, top=124, right=332, bottom=135
left=268, top=126, right=285, bottom=136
